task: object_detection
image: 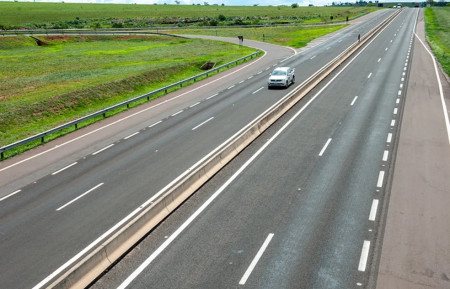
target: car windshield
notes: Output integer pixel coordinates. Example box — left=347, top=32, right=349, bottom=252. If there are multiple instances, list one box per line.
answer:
left=272, top=70, right=286, bottom=76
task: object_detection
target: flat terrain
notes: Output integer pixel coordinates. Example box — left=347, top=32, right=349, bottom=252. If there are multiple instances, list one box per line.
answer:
left=0, top=2, right=377, bottom=29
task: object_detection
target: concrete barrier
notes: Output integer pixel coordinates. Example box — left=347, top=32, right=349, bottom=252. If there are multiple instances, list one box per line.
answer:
left=42, top=9, right=402, bottom=289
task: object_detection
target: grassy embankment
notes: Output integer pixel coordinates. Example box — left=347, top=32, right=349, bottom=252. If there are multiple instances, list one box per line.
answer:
left=0, top=35, right=256, bottom=151
left=424, top=7, right=450, bottom=76
left=0, top=3, right=378, bottom=157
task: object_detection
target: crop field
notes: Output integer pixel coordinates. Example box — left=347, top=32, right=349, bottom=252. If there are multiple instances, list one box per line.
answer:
left=0, top=2, right=377, bottom=29
left=424, top=7, right=450, bottom=76
left=0, top=35, right=256, bottom=147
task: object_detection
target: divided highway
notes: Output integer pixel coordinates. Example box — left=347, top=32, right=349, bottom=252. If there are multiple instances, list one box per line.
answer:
left=0, top=9, right=403, bottom=289
left=93, top=8, right=419, bottom=289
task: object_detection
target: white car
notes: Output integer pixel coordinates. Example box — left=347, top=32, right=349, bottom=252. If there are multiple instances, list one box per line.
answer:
left=268, top=67, right=295, bottom=89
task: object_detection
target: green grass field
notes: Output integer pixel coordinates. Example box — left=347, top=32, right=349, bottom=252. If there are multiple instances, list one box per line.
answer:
left=424, top=7, right=450, bottom=76
left=0, top=2, right=377, bottom=29
left=0, top=35, right=256, bottom=147
left=172, top=24, right=347, bottom=48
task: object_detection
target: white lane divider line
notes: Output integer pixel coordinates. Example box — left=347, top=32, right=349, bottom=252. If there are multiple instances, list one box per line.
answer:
left=310, top=55, right=317, bottom=60
left=318, top=138, right=332, bottom=156
left=206, top=93, right=218, bottom=100
left=252, top=87, right=264, bottom=94
left=378, top=58, right=381, bottom=63
left=192, top=117, right=214, bottom=131
left=239, top=80, right=245, bottom=84
left=391, top=119, right=396, bottom=127
left=369, top=199, right=379, bottom=221
left=387, top=133, right=392, bottom=143
left=228, top=85, right=235, bottom=90
left=394, top=108, right=398, bottom=115
left=350, top=96, right=358, bottom=106
left=248, top=76, right=254, bottom=80
left=377, top=171, right=385, bottom=188
left=52, top=162, right=78, bottom=176
left=382, top=150, right=389, bottom=162
left=358, top=240, right=371, bottom=272
left=171, top=110, right=183, bottom=117
left=239, top=233, right=274, bottom=285
left=385, top=47, right=388, bottom=51
left=396, top=98, right=400, bottom=104
left=0, top=189, right=22, bottom=202
left=56, top=183, right=104, bottom=211
left=92, top=144, right=114, bottom=156
left=124, top=132, right=139, bottom=140
left=149, top=120, right=162, bottom=128
left=368, top=73, right=372, bottom=79
left=189, top=102, right=201, bottom=108
left=398, top=90, right=402, bottom=96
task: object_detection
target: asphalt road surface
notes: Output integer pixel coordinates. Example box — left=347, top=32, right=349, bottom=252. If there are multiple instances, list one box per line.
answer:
left=90, top=8, right=421, bottom=289
left=375, top=9, right=450, bottom=289
left=0, top=9, right=402, bottom=289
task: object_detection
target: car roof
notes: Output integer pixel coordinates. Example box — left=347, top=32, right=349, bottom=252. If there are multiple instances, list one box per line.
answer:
left=273, top=67, right=291, bottom=71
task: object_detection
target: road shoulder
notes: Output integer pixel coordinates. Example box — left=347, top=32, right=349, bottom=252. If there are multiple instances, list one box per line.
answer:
left=375, top=8, right=450, bottom=289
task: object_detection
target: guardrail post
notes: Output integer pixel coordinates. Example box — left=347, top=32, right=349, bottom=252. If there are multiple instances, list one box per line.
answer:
left=103, top=112, right=106, bottom=118
left=1, top=152, right=4, bottom=160
left=41, top=136, right=45, bottom=143
left=75, top=123, right=78, bottom=130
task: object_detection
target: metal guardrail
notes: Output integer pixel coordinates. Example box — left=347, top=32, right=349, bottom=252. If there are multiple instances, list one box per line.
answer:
left=0, top=50, right=261, bottom=160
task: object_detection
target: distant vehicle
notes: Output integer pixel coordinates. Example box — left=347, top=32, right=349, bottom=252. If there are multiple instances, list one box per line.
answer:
left=268, top=67, right=295, bottom=89
left=397, top=3, right=402, bottom=8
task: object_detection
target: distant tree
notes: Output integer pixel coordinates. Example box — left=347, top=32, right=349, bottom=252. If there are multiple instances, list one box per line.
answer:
left=204, top=1, right=209, bottom=5
left=291, top=3, right=299, bottom=8
left=175, top=0, right=180, bottom=4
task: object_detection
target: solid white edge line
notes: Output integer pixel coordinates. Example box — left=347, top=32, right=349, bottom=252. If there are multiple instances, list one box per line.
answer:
left=124, top=132, right=139, bottom=140
left=351, top=96, right=358, bottom=106
left=51, top=162, right=78, bottom=176
left=415, top=33, right=450, bottom=145
left=369, top=199, right=379, bottom=221
left=92, top=144, right=114, bottom=156
left=358, top=240, right=371, bottom=272
left=252, top=87, right=264, bottom=94
left=318, top=138, right=332, bottom=156
left=1, top=49, right=268, bottom=173
left=377, top=171, right=385, bottom=188
left=192, top=117, right=214, bottom=131
left=239, top=233, right=274, bottom=285
left=0, top=189, right=22, bottom=202
left=56, top=183, right=104, bottom=211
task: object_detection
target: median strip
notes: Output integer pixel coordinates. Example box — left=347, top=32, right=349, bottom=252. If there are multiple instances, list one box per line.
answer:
left=34, top=9, right=403, bottom=289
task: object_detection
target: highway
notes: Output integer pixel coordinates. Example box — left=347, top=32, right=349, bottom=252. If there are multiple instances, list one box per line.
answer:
left=91, top=8, right=419, bottom=289
left=0, top=9, right=404, bottom=289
